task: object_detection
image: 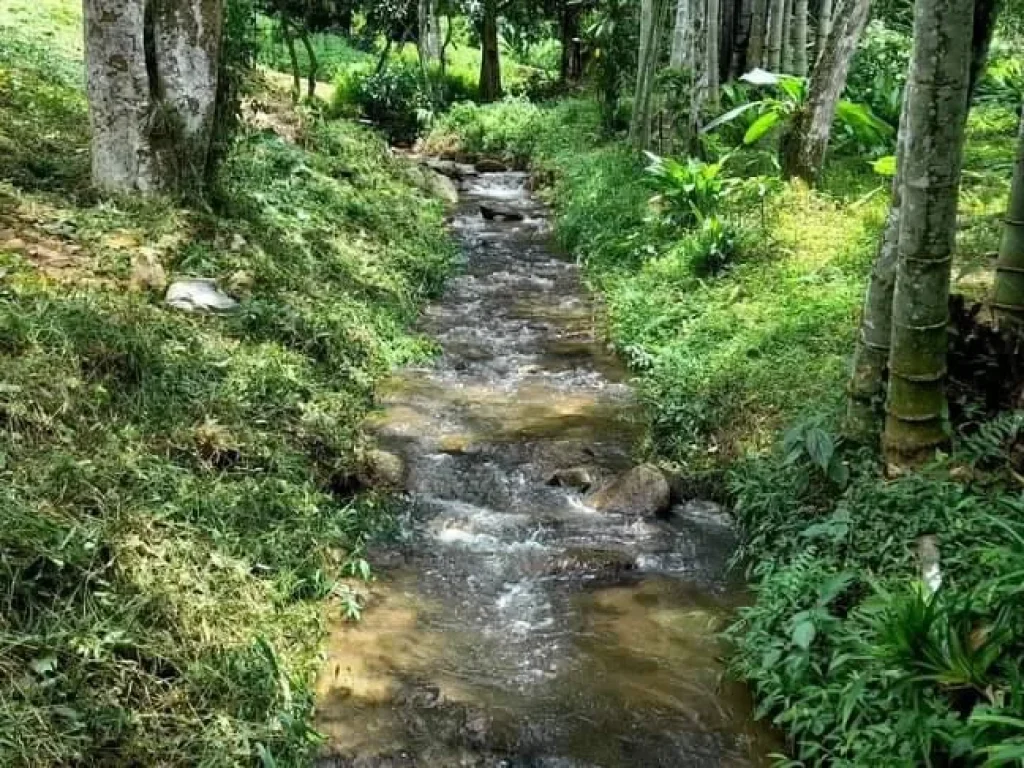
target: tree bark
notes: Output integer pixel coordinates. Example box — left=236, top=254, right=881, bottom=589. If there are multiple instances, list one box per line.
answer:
left=992, top=106, right=1024, bottom=327
left=815, top=0, right=832, bottom=64
left=687, top=0, right=708, bottom=146
left=846, top=0, right=999, bottom=442
left=882, top=0, right=975, bottom=465
left=731, top=0, right=754, bottom=77
left=766, top=0, right=784, bottom=70
left=782, top=0, right=795, bottom=72
left=417, top=0, right=436, bottom=101
left=479, top=0, right=502, bottom=101
left=747, top=0, right=768, bottom=68
left=707, top=0, right=721, bottom=108
left=281, top=18, right=301, bottom=98
left=780, top=0, right=869, bottom=182
left=630, top=0, right=670, bottom=149
left=84, top=0, right=222, bottom=194
left=298, top=26, right=317, bottom=99
left=670, top=0, right=692, bottom=70
left=793, top=0, right=808, bottom=75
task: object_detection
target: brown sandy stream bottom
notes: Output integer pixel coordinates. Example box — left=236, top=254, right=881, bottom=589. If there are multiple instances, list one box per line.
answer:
left=314, top=172, right=775, bottom=767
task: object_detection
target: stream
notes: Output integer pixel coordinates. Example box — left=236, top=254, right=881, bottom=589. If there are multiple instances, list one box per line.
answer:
left=314, top=169, right=773, bottom=766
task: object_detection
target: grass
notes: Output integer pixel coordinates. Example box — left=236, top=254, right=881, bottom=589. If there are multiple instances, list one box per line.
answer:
left=1, top=2, right=452, bottom=764
left=425, top=88, right=1023, bottom=765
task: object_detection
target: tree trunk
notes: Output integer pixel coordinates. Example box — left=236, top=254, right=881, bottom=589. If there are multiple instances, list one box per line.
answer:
left=670, top=0, right=692, bottom=70
left=793, top=0, right=808, bottom=74
left=731, top=0, right=754, bottom=77
left=766, top=0, right=784, bottom=70
left=84, top=0, right=223, bottom=195
left=479, top=0, right=502, bottom=101
left=782, top=0, right=795, bottom=72
left=992, top=107, right=1024, bottom=327
left=780, top=0, right=869, bottom=182
left=846, top=0, right=999, bottom=442
left=560, top=1, right=584, bottom=83
left=687, top=0, right=708, bottom=145
left=707, top=0, right=721, bottom=108
left=815, top=0, right=832, bottom=64
left=881, top=0, right=975, bottom=465
left=747, top=0, right=768, bottom=68
left=298, top=26, right=317, bottom=99
left=631, top=0, right=670, bottom=149
left=417, top=0, right=436, bottom=101
left=428, top=0, right=441, bottom=59
left=281, top=19, right=301, bottom=99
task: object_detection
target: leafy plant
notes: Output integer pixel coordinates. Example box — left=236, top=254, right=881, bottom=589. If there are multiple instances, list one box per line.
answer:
left=644, top=152, right=731, bottom=228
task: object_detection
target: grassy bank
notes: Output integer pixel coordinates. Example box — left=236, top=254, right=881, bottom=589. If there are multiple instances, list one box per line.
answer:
left=426, top=97, right=1024, bottom=764
left=0, top=2, right=451, bottom=764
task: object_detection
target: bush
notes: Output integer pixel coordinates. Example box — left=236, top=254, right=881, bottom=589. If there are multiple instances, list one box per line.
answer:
left=426, top=98, right=545, bottom=164
left=331, top=64, right=431, bottom=144
left=846, top=21, right=910, bottom=127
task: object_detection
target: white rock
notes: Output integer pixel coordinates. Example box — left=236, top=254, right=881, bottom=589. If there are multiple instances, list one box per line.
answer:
left=165, top=278, right=239, bottom=313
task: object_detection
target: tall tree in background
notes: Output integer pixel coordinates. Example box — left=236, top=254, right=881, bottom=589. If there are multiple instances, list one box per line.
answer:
left=815, top=0, right=832, bottom=62
left=792, top=0, right=808, bottom=74
left=630, top=0, right=670, bottom=148
left=730, top=0, right=753, bottom=75
left=846, top=0, right=1001, bottom=441
left=782, top=0, right=794, bottom=71
left=766, top=0, right=784, bottom=70
left=707, top=0, right=722, bottom=107
left=84, top=0, right=224, bottom=194
left=780, top=0, right=870, bottom=181
left=747, top=0, right=767, bottom=67
left=480, top=0, right=503, bottom=100
left=881, top=0, right=975, bottom=464
left=991, top=106, right=1024, bottom=327
left=670, top=0, right=692, bottom=68
left=560, top=0, right=586, bottom=83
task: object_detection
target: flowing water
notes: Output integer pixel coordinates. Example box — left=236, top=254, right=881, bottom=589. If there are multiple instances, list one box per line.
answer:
left=315, top=170, right=773, bottom=767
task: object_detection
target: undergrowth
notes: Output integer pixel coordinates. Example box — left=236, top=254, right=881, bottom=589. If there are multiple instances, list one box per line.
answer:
left=1, top=3, right=452, bottom=764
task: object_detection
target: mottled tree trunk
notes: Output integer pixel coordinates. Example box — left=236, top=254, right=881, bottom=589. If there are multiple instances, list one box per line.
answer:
left=631, top=0, right=670, bottom=149
left=560, top=1, right=584, bottom=82
left=428, top=0, right=441, bottom=59
left=780, top=0, right=869, bottom=182
left=793, top=0, right=808, bottom=74
left=707, top=0, right=721, bottom=107
left=670, top=0, right=692, bottom=69
left=479, top=0, right=502, bottom=101
left=766, top=0, right=784, bottom=70
left=782, top=0, right=795, bottom=72
left=747, top=0, right=768, bottom=68
left=846, top=0, right=999, bottom=442
left=417, top=0, right=436, bottom=101
left=84, top=0, right=222, bottom=194
left=992, top=107, right=1024, bottom=327
left=815, top=0, right=832, bottom=63
left=688, top=0, right=709, bottom=144
left=882, top=0, right=975, bottom=465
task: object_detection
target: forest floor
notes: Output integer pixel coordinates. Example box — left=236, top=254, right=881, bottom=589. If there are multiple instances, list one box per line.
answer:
left=0, top=1, right=454, bottom=764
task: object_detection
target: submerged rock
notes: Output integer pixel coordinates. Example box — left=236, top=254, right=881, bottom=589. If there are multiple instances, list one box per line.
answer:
left=427, top=170, right=460, bottom=205
left=547, top=547, right=636, bottom=578
left=425, top=158, right=477, bottom=180
left=479, top=204, right=524, bottom=222
left=165, top=278, right=238, bottom=312
left=474, top=157, right=508, bottom=173
left=545, top=466, right=597, bottom=492
left=584, top=464, right=671, bottom=518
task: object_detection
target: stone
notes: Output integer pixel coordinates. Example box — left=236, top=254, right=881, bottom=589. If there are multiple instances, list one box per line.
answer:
left=547, top=547, right=636, bottom=578
left=165, top=278, right=239, bottom=313
left=129, top=248, right=168, bottom=293
left=229, top=233, right=247, bottom=251
left=545, top=465, right=597, bottom=492
left=426, top=170, right=459, bottom=205
left=584, top=464, right=671, bottom=518
left=1, top=238, right=27, bottom=253
left=479, top=204, right=524, bottom=222
left=358, top=448, right=405, bottom=490
left=474, top=157, right=508, bottom=173
left=425, top=158, right=475, bottom=180
left=226, top=269, right=255, bottom=294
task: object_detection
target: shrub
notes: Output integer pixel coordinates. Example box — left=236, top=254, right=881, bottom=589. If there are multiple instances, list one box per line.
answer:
left=331, top=64, right=431, bottom=144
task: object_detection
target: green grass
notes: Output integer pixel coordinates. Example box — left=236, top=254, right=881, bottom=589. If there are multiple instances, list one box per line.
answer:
left=1, top=2, right=452, bottom=764
left=426, top=93, right=1023, bottom=765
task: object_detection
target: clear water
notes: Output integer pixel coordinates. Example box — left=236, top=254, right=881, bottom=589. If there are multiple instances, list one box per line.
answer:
left=314, top=171, right=774, bottom=767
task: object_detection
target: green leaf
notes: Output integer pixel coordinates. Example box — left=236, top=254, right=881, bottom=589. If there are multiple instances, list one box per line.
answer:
left=804, top=427, right=834, bottom=470
left=791, top=619, right=816, bottom=650
left=702, top=101, right=764, bottom=133
left=817, top=571, right=855, bottom=606
left=743, top=111, right=782, bottom=144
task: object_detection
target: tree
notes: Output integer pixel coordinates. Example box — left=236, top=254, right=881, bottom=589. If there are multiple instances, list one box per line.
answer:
left=630, top=0, right=670, bottom=148
left=991, top=106, right=1024, bottom=327
left=670, top=0, right=692, bottom=69
left=782, top=0, right=794, bottom=71
left=84, top=0, right=224, bottom=194
left=815, top=0, right=832, bottom=62
left=846, top=0, right=1001, bottom=441
left=881, top=0, right=975, bottom=464
left=560, top=0, right=587, bottom=83
left=747, top=0, right=768, bottom=68
left=792, top=0, right=808, bottom=74
left=480, top=0, right=503, bottom=100
left=766, top=0, right=784, bottom=70
left=707, top=0, right=722, bottom=108
left=779, top=0, right=870, bottom=182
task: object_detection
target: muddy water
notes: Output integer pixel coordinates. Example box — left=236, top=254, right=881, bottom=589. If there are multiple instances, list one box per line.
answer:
left=315, top=172, right=772, bottom=766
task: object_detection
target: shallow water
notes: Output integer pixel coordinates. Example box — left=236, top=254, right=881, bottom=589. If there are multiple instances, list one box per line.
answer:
left=315, top=171, right=772, bottom=766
